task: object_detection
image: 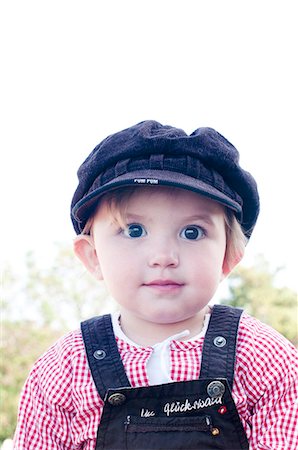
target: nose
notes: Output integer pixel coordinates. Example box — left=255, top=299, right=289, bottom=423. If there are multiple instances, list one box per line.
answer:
left=148, top=240, right=179, bottom=268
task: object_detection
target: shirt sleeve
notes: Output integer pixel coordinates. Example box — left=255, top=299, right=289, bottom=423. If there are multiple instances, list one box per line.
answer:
left=237, top=315, right=298, bottom=449
left=13, top=333, right=76, bottom=450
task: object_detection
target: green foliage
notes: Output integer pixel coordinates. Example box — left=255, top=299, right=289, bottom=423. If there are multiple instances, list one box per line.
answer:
left=0, top=320, right=61, bottom=443
left=222, top=256, right=298, bottom=345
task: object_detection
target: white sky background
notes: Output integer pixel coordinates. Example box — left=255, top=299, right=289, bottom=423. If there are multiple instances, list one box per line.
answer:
left=1, top=0, right=297, bottom=292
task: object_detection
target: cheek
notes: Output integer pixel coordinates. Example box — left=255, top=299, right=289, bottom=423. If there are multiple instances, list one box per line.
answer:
left=189, top=243, right=226, bottom=279
left=97, top=244, right=138, bottom=283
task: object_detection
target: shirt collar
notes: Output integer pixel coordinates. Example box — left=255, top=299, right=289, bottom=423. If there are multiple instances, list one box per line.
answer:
left=111, top=311, right=210, bottom=349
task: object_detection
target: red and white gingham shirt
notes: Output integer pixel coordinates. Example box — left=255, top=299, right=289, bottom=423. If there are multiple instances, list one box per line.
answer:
left=14, top=312, right=298, bottom=449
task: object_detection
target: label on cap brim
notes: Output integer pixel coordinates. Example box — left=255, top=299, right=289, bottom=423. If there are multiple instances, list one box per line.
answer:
left=133, top=178, right=159, bottom=185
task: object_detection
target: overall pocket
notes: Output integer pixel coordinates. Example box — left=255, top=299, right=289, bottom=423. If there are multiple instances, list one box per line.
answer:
left=125, top=414, right=212, bottom=433
left=124, top=415, right=224, bottom=450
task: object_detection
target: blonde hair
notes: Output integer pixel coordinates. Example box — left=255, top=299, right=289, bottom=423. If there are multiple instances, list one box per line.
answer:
left=223, top=209, right=247, bottom=272
left=83, top=187, right=247, bottom=271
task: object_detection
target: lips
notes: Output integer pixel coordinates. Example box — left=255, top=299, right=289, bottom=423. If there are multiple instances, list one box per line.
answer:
left=143, top=280, right=184, bottom=291
left=145, top=280, right=182, bottom=286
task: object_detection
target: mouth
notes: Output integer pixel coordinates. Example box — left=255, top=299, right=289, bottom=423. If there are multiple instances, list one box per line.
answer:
left=143, top=280, right=184, bottom=292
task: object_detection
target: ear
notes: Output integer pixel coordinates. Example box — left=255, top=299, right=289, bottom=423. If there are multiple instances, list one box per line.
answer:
left=221, top=252, right=243, bottom=281
left=73, top=235, right=103, bottom=280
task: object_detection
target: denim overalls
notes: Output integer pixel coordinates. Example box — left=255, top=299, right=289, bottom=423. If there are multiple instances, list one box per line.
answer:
left=81, top=305, right=249, bottom=449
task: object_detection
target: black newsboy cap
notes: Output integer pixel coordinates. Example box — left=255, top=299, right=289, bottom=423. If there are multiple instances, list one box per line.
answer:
left=71, top=120, right=259, bottom=238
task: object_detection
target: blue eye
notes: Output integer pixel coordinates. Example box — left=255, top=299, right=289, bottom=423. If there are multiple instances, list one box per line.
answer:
left=180, top=226, right=205, bottom=240
left=124, top=223, right=147, bottom=238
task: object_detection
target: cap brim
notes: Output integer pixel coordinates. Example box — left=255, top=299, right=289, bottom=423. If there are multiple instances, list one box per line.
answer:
left=72, top=170, right=243, bottom=231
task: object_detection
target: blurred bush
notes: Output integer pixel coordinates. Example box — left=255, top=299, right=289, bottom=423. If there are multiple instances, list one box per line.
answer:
left=222, top=255, right=297, bottom=345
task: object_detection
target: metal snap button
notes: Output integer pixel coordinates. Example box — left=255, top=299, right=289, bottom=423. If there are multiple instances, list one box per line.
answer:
left=211, top=427, right=220, bottom=436
left=213, top=336, right=227, bottom=348
left=93, top=349, right=106, bottom=360
left=107, top=392, right=126, bottom=406
left=207, top=381, right=225, bottom=398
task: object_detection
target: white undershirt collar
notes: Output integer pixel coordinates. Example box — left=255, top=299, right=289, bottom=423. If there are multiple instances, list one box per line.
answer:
left=111, top=311, right=210, bottom=385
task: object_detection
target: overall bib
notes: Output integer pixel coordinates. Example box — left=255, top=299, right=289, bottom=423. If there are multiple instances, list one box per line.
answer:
left=81, top=305, right=249, bottom=450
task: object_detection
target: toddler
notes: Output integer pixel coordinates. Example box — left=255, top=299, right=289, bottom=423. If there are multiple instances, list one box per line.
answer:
left=14, top=121, right=297, bottom=449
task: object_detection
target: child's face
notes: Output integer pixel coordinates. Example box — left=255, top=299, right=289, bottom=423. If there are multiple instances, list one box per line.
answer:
left=75, top=187, right=229, bottom=330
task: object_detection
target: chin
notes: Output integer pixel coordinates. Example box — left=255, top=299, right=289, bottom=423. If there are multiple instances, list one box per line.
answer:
left=147, top=311, right=193, bottom=325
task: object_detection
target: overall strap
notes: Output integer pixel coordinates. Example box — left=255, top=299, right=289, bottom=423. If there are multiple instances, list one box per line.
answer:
left=199, top=305, right=243, bottom=389
left=81, top=314, right=131, bottom=400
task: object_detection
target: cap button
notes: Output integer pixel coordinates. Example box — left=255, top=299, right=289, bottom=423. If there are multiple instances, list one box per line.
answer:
left=207, top=381, right=225, bottom=398
left=93, top=349, right=106, bottom=360
left=107, top=392, right=126, bottom=406
left=213, top=336, right=227, bottom=348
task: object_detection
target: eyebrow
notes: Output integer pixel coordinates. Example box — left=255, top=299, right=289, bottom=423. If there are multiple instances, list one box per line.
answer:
left=125, top=213, right=218, bottom=225
left=125, top=213, right=147, bottom=222
left=181, top=214, right=217, bottom=225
